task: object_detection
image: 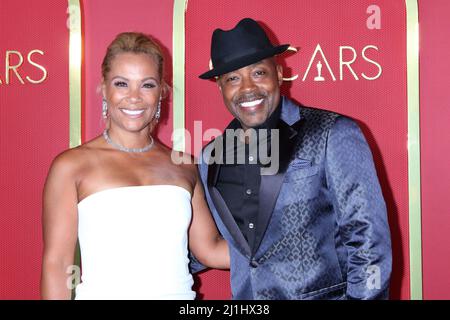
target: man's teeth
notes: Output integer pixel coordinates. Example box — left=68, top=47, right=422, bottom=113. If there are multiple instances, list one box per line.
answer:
left=240, top=99, right=264, bottom=108
left=122, top=109, right=145, bottom=115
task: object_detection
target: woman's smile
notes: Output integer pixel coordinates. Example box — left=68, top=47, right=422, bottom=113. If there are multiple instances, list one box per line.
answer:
left=120, top=108, right=146, bottom=118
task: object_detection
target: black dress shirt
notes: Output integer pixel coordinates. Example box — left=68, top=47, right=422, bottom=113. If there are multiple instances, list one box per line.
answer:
left=216, top=103, right=281, bottom=250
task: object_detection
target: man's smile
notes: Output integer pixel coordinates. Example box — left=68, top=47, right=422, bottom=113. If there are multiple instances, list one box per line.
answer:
left=239, top=98, right=264, bottom=108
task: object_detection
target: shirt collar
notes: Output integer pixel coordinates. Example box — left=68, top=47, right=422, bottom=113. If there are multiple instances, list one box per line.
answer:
left=225, top=99, right=282, bottom=131
left=221, top=99, right=282, bottom=165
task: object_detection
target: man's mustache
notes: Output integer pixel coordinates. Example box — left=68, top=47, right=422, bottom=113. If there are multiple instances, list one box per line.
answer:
left=234, top=92, right=267, bottom=104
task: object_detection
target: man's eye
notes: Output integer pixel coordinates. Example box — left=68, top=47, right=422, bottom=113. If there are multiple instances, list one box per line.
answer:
left=114, top=81, right=127, bottom=87
left=226, top=76, right=238, bottom=82
left=254, top=70, right=266, bottom=76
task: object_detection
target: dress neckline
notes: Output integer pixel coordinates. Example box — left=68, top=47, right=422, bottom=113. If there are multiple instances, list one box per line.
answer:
left=77, top=184, right=191, bottom=206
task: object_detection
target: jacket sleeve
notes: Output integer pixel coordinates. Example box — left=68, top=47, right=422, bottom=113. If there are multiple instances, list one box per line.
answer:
left=325, top=116, right=392, bottom=299
left=189, top=251, right=207, bottom=274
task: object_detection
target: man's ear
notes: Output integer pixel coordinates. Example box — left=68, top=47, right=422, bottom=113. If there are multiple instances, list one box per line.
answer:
left=216, top=77, right=222, bottom=91
left=277, top=64, right=283, bottom=86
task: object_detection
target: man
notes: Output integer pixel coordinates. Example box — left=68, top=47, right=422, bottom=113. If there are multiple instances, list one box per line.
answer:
left=194, top=17, right=392, bottom=300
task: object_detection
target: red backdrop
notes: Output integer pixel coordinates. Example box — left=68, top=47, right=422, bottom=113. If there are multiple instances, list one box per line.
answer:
left=419, top=0, right=450, bottom=300
left=0, top=0, right=69, bottom=299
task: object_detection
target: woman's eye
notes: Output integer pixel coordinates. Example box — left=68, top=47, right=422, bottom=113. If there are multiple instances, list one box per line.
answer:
left=113, top=81, right=127, bottom=87
left=143, top=83, right=156, bottom=89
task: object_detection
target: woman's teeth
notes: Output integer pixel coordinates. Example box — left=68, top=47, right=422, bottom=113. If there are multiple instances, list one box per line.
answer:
left=122, top=109, right=145, bottom=116
left=240, top=99, right=264, bottom=108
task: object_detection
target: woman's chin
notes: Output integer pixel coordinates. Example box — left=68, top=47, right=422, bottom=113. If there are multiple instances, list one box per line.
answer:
left=114, top=122, right=150, bottom=133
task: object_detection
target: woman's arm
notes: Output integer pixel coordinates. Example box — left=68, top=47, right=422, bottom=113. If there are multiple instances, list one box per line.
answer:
left=188, top=168, right=230, bottom=269
left=41, top=152, right=79, bottom=299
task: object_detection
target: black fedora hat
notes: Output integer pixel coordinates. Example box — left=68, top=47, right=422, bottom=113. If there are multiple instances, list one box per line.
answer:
left=199, top=18, right=290, bottom=79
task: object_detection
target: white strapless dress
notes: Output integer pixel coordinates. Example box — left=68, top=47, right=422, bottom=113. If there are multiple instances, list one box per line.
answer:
left=75, top=185, right=196, bottom=300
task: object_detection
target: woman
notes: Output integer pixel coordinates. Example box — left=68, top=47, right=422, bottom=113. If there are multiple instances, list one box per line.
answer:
left=40, top=32, right=229, bottom=299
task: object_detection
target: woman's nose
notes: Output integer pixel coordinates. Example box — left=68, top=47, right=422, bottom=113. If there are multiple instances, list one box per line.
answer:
left=127, top=87, right=141, bottom=102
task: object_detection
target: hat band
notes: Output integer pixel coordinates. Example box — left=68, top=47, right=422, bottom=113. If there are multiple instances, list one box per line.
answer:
left=213, top=45, right=273, bottom=67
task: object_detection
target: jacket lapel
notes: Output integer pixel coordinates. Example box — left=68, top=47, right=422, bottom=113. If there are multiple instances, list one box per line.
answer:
left=252, top=118, right=303, bottom=256
left=207, top=162, right=251, bottom=256
left=206, top=97, right=304, bottom=258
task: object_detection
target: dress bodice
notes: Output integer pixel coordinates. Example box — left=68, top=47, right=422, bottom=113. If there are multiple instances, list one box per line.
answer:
left=75, top=185, right=195, bottom=300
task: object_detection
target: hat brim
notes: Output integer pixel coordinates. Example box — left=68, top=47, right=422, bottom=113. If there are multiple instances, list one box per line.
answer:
left=199, top=44, right=290, bottom=79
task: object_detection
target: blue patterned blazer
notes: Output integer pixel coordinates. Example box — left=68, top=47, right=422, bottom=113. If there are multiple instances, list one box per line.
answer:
left=196, top=96, right=392, bottom=299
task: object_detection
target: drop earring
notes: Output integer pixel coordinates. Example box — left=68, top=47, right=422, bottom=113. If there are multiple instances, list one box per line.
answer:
left=154, top=98, right=161, bottom=121
left=102, top=98, right=108, bottom=119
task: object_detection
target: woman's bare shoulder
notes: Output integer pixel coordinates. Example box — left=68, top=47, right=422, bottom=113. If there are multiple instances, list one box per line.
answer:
left=166, top=148, right=197, bottom=168
left=48, top=136, right=103, bottom=178
left=155, top=144, right=198, bottom=179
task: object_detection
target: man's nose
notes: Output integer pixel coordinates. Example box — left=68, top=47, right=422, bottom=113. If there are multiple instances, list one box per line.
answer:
left=240, top=75, right=257, bottom=92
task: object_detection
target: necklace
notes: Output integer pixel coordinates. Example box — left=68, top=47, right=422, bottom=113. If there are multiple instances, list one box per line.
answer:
left=103, top=129, right=154, bottom=153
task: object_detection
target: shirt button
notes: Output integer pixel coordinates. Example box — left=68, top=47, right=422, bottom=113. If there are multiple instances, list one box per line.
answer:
left=250, top=260, right=259, bottom=268
left=249, top=223, right=254, bottom=229
left=249, top=155, right=254, bottom=162
left=246, top=189, right=252, bottom=195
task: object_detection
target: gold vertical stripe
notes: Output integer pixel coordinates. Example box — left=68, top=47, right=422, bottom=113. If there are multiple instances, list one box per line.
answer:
left=68, top=0, right=82, bottom=148
left=172, top=0, right=187, bottom=152
left=68, top=0, right=82, bottom=299
left=405, top=0, right=423, bottom=300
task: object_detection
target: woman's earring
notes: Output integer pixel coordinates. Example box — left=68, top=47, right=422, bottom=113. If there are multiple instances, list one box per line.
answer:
left=102, top=98, right=108, bottom=119
left=154, top=99, right=161, bottom=122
